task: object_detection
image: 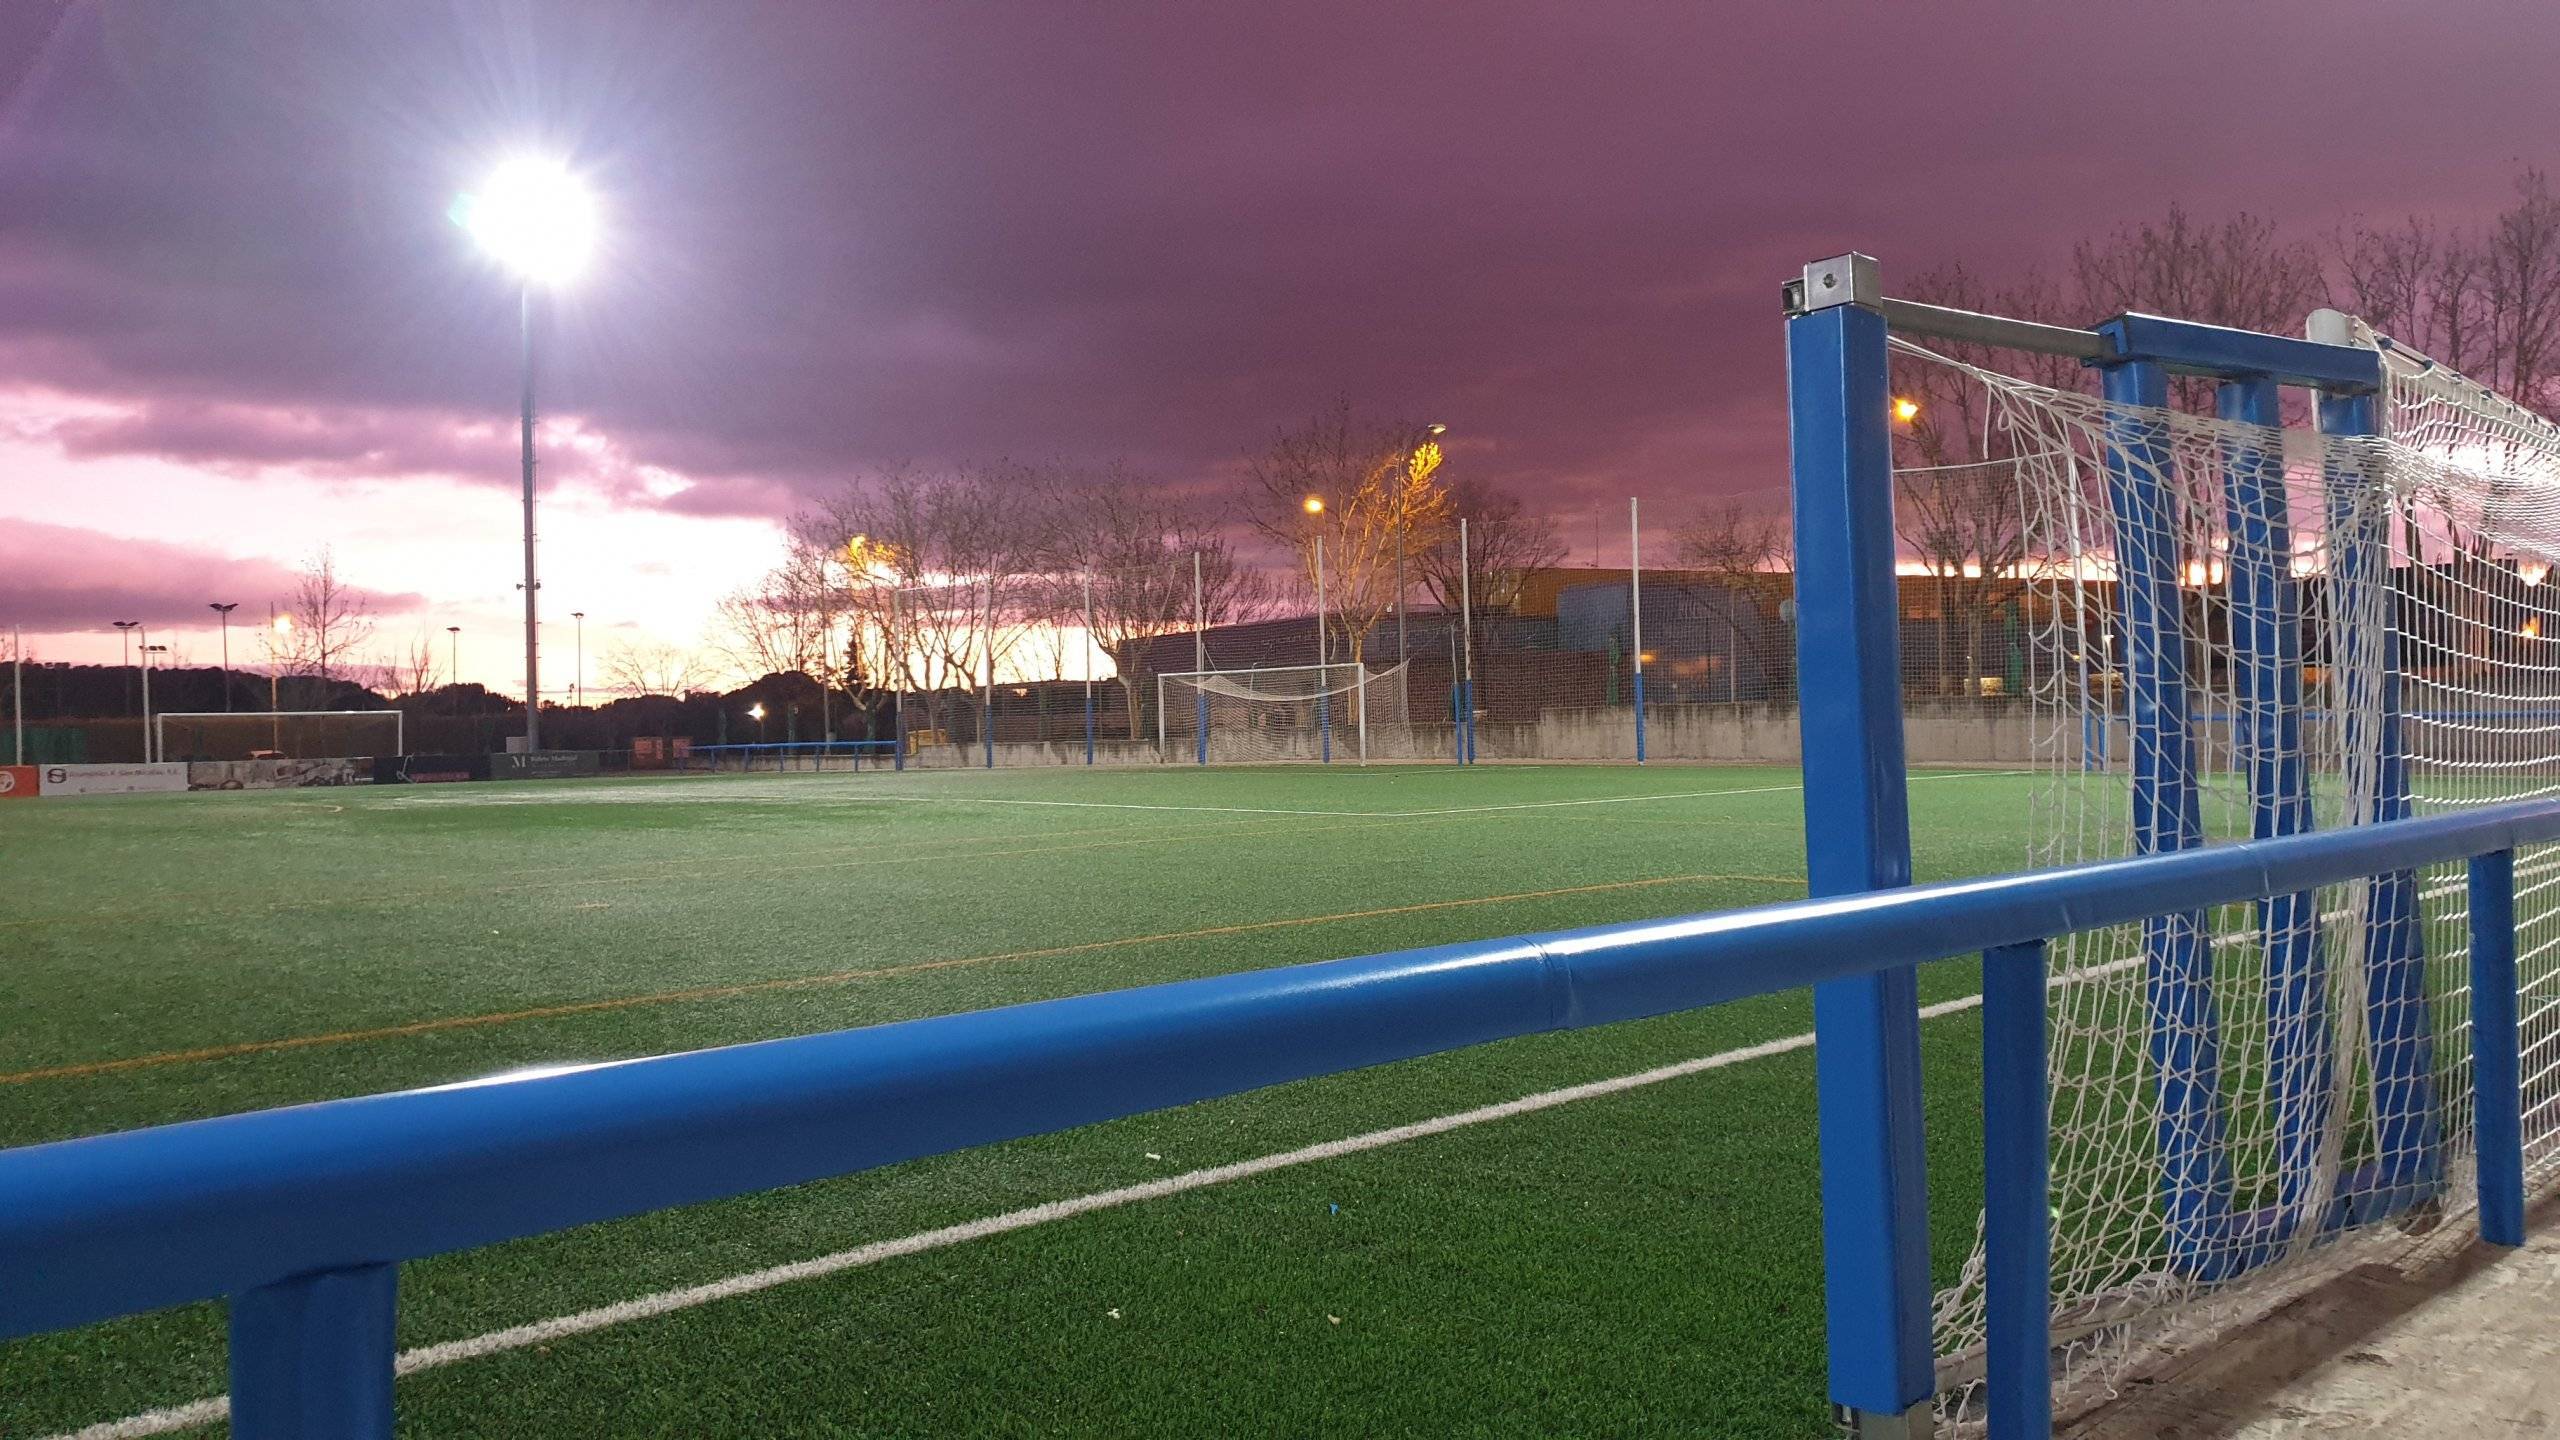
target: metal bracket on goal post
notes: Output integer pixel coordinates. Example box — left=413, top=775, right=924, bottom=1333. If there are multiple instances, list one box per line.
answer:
left=1784, top=254, right=1937, bottom=1434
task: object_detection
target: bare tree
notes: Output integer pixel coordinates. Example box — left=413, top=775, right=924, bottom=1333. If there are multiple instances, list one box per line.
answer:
left=1041, top=465, right=1263, bottom=736
left=385, top=632, right=441, bottom=699
left=1671, top=499, right=1795, bottom=703
left=599, top=640, right=710, bottom=698
left=280, top=547, right=379, bottom=688
left=2073, top=205, right=2329, bottom=340
left=2338, top=170, right=2560, bottom=420
left=1415, top=476, right=1566, bottom=616
left=1239, top=401, right=1451, bottom=664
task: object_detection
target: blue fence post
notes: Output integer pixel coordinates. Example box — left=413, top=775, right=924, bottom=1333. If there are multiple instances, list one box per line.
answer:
left=1631, top=668, right=1647, bottom=764
left=1786, top=255, right=1935, bottom=1430
left=1083, top=691, right=1094, bottom=766
left=1321, top=692, right=1332, bottom=764
left=2321, top=385, right=2441, bottom=1211
left=1462, top=679, right=1476, bottom=765
left=2101, top=355, right=2238, bottom=1280
left=2219, top=375, right=2330, bottom=1239
left=1983, top=939, right=2051, bottom=1440
left=1196, top=691, right=1209, bottom=766
left=229, top=1264, right=397, bottom=1440
left=2471, top=848, right=2526, bottom=1245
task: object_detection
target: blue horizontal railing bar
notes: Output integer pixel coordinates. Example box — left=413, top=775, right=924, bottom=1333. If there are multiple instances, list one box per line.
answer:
left=6, top=799, right=2559, bottom=1344
left=2096, top=312, right=2383, bottom=393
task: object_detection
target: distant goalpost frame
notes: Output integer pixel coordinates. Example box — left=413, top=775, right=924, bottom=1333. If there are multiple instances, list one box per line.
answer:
left=153, top=710, right=405, bottom=762
left=1155, top=662, right=1408, bottom=765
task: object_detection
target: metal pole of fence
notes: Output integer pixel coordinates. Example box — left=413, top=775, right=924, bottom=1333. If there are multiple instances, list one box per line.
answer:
left=890, top=588, right=905, bottom=772
left=1630, top=496, right=1646, bottom=765
left=981, top=576, right=995, bottom=770
left=139, top=624, right=153, bottom=763
left=1316, top=535, right=1331, bottom=764
left=1458, top=518, right=1474, bottom=765
left=1082, top=571, right=1096, bottom=766
left=1983, top=938, right=2052, bottom=1440
left=1194, top=552, right=1208, bottom=765
left=2471, top=848, right=2526, bottom=1245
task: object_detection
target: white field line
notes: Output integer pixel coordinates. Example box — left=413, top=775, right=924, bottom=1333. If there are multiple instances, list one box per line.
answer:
left=386, top=768, right=2027, bottom=818
left=50, top=990, right=1991, bottom=1440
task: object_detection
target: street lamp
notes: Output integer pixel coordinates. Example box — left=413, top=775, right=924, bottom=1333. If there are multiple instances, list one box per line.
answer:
left=748, top=701, right=767, bottom=744
left=141, top=644, right=165, bottom=762
left=209, top=603, right=238, bottom=712
left=447, top=626, right=462, bottom=694
left=1893, top=396, right=1921, bottom=423
left=269, top=611, right=292, bottom=749
left=1302, top=495, right=1325, bottom=516
left=112, top=620, right=138, bottom=718
left=571, top=610, right=585, bottom=709
left=1398, top=423, right=1448, bottom=665
left=452, top=156, right=599, bottom=753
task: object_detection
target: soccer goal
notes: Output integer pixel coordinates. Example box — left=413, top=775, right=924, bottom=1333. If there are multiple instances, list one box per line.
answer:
left=1787, top=254, right=2560, bottom=1426
left=154, top=710, right=406, bottom=762
left=1156, top=662, right=1409, bottom=764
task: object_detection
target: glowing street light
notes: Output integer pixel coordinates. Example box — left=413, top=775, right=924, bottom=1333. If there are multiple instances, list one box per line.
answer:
left=1892, top=396, right=1921, bottom=423
left=1303, top=495, right=1325, bottom=516
left=452, top=156, right=600, bottom=753
left=209, top=603, right=238, bottom=712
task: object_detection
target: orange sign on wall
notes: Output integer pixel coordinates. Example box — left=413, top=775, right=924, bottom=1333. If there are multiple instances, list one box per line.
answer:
left=0, top=766, right=36, bottom=799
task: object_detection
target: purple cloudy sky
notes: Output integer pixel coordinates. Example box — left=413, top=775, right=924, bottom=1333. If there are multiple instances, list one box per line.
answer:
left=2, top=1, right=2555, bottom=687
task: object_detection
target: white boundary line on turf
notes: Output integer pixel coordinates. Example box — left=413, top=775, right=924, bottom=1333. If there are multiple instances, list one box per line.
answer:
left=48, top=990, right=1989, bottom=1440
left=686, top=768, right=2024, bottom=821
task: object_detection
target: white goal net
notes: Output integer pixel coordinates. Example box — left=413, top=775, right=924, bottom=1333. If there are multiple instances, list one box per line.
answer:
left=154, top=710, right=406, bottom=762
left=1157, top=662, right=1409, bottom=764
left=1897, top=313, right=2560, bottom=1418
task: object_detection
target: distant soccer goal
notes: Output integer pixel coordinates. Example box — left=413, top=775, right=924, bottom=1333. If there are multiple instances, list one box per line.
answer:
left=154, top=710, right=406, bottom=762
left=1157, top=662, right=1409, bottom=764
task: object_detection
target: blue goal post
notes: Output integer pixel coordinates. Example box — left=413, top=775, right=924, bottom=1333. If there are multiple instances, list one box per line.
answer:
left=1782, top=253, right=2433, bottom=1431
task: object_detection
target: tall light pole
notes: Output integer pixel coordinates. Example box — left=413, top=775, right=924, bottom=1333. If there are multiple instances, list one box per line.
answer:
left=141, top=643, right=165, bottom=762
left=571, top=610, right=585, bottom=709
left=1400, top=423, right=1446, bottom=667
left=453, top=157, right=599, bottom=753
left=112, top=620, right=138, bottom=718
left=447, top=626, right=462, bottom=694
left=269, top=610, right=291, bottom=750
left=210, top=602, right=238, bottom=712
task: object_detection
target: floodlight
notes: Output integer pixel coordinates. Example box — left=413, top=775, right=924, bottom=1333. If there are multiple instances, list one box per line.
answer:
left=451, top=158, right=599, bottom=285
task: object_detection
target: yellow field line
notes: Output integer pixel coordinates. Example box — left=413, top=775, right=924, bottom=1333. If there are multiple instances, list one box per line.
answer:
left=0, top=870, right=1803, bottom=1087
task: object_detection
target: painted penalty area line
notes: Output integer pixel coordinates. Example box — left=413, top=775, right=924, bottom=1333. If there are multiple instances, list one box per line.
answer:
left=49, top=989, right=1987, bottom=1440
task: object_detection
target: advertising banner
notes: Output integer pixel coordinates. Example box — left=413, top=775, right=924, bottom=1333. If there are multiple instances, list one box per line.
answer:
left=492, top=751, right=602, bottom=781
left=0, top=765, right=36, bottom=799
left=39, top=763, right=190, bottom=798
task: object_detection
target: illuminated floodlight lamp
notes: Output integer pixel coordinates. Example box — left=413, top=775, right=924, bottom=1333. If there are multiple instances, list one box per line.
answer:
left=450, top=158, right=599, bottom=285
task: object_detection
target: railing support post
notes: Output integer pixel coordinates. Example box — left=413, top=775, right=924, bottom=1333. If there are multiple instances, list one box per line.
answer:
left=1788, top=256, right=1936, bottom=1429
left=2471, top=848, right=2526, bottom=1246
left=229, top=1263, right=398, bottom=1440
left=1983, top=940, right=2052, bottom=1440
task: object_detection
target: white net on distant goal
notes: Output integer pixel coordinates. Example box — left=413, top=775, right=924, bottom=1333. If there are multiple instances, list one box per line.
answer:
left=154, top=710, right=406, bottom=761
left=1157, top=662, right=1409, bottom=764
left=1894, top=315, right=2560, bottom=1419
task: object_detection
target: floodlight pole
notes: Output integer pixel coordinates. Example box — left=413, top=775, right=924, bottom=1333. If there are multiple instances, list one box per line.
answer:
left=139, top=634, right=155, bottom=763
left=1457, top=519, right=1474, bottom=766
left=211, top=603, right=238, bottom=712
left=1630, top=497, right=1646, bottom=764
left=113, top=620, right=137, bottom=719
left=518, top=282, right=543, bottom=753
left=11, top=624, right=23, bottom=766
left=1192, top=551, right=1208, bottom=761
left=572, top=611, right=584, bottom=711
left=1081, top=571, right=1095, bottom=766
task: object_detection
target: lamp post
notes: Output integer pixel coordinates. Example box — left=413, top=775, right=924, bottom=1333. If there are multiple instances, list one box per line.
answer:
left=571, top=610, right=585, bottom=710
left=447, top=626, right=462, bottom=698
left=141, top=644, right=164, bottom=762
left=209, top=603, right=238, bottom=712
left=452, top=157, right=599, bottom=754
left=269, top=610, right=292, bottom=751
left=1399, top=423, right=1445, bottom=666
left=112, top=620, right=138, bottom=719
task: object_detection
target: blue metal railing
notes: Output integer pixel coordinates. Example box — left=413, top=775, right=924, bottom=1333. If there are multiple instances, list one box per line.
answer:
left=1, top=799, right=2551, bottom=1438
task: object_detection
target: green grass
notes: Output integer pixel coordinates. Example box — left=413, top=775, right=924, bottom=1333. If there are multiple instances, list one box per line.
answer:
left=0, top=763, right=2041, bottom=1438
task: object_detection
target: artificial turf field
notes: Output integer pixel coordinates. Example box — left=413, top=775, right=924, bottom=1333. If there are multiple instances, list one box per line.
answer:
left=1, top=762, right=2044, bottom=1439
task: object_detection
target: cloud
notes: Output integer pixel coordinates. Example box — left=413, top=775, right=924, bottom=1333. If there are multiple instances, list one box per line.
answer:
left=0, top=520, right=425, bottom=629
